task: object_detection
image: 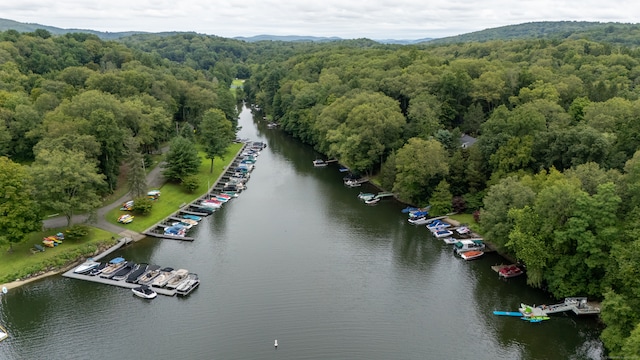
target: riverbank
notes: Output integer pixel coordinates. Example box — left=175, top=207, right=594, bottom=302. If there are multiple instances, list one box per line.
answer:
left=1, top=143, right=243, bottom=291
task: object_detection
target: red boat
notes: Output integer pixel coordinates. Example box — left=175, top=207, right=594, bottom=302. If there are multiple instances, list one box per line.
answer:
left=498, top=265, right=523, bottom=278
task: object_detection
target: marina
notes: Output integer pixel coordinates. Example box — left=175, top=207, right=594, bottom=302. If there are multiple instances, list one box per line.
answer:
left=62, top=258, right=199, bottom=297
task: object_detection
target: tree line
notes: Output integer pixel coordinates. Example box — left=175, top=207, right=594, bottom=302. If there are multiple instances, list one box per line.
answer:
left=243, top=37, right=640, bottom=356
left=1, top=27, right=640, bottom=355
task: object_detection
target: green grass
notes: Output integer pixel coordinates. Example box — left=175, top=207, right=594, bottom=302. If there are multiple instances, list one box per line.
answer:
left=448, top=213, right=482, bottom=234
left=105, top=143, right=243, bottom=232
left=0, top=227, right=118, bottom=284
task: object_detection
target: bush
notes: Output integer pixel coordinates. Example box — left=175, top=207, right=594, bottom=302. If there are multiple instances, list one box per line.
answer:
left=182, top=175, right=199, bottom=193
left=65, top=225, right=90, bottom=240
left=132, top=196, right=153, bottom=215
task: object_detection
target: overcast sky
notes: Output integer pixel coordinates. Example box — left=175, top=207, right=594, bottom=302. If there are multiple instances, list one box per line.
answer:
left=1, top=0, right=637, bottom=39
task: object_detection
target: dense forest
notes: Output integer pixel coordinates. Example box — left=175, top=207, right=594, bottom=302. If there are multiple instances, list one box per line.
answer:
left=1, top=22, right=640, bottom=356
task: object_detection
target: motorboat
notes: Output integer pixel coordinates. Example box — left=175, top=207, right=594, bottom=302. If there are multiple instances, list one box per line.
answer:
left=181, top=214, right=202, bottom=221
left=112, top=262, right=137, bottom=281
left=126, top=264, right=149, bottom=283
left=312, top=159, right=328, bottom=167
left=132, top=285, right=157, bottom=299
left=433, top=229, right=454, bottom=238
left=165, top=269, right=189, bottom=289
left=176, top=273, right=200, bottom=296
left=137, top=265, right=162, bottom=285
left=441, top=237, right=458, bottom=244
left=460, top=250, right=484, bottom=260
left=408, top=216, right=430, bottom=225
left=180, top=219, right=198, bottom=226
left=0, top=325, right=8, bottom=342
left=365, top=197, right=380, bottom=205
left=89, top=262, right=107, bottom=276
left=74, top=259, right=101, bottom=274
left=453, top=239, right=485, bottom=253
left=100, top=257, right=127, bottom=279
left=456, top=226, right=472, bottom=235
left=358, top=192, right=375, bottom=201
left=151, top=267, right=176, bottom=288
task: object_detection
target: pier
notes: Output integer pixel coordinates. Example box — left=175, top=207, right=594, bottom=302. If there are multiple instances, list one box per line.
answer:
left=142, top=141, right=255, bottom=241
left=62, top=270, right=177, bottom=296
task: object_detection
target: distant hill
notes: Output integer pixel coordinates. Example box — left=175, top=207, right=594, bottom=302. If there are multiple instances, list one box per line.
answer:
left=0, top=18, right=145, bottom=40
left=3, top=18, right=640, bottom=47
left=234, top=35, right=343, bottom=43
left=233, top=35, right=433, bottom=44
left=426, top=21, right=640, bottom=46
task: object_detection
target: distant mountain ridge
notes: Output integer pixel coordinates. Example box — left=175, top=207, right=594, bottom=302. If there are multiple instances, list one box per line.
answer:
left=1, top=18, right=640, bottom=47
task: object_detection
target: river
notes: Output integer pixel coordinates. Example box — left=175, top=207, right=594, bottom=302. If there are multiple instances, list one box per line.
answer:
left=0, top=105, right=603, bottom=360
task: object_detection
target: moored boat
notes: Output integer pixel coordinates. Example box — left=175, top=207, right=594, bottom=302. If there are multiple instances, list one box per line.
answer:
left=132, top=285, right=157, bottom=299
left=99, top=257, right=127, bottom=279
left=165, top=269, right=189, bottom=289
left=313, top=159, right=328, bottom=167
left=408, top=216, right=430, bottom=225
left=89, top=262, right=107, bottom=276
left=112, top=262, right=137, bottom=281
left=460, top=250, right=484, bottom=260
left=433, top=229, right=454, bottom=238
left=0, top=325, right=8, bottom=342
left=498, top=265, right=523, bottom=278
left=74, top=259, right=101, bottom=274
left=137, top=265, right=162, bottom=285
left=181, top=214, right=202, bottom=221
left=151, top=267, right=176, bottom=288
left=176, top=273, right=200, bottom=296
left=357, top=192, right=375, bottom=201
left=453, top=239, right=485, bottom=253
left=126, top=264, right=149, bottom=283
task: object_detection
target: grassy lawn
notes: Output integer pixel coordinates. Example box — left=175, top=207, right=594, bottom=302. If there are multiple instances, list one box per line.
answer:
left=0, top=227, right=118, bottom=284
left=448, top=213, right=482, bottom=234
left=105, top=143, right=243, bottom=232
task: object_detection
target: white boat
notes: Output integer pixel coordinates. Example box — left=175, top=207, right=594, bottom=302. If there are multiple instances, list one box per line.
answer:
left=456, top=226, right=472, bottom=235
left=460, top=250, right=484, bottom=261
left=151, top=268, right=176, bottom=288
left=408, top=216, right=429, bottom=225
left=0, top=325, right=8, bottom=342
left=365, top=197, right=380, bottom=205
left=313, top=159, right=328, bottom=167
left=357, top=192, right=375, bottom=201
left=441, top=237, right=458, bottom=244
left=433, top=229, right=454, bottom=238
left=74, top=259, right=101, bottom=274
left=132, top=285, right=157, bottom=299
left=453, top=239, right=485, bottom=253
left=176, top=273, right=200, bottom=296
left=165, top=269, right=189, bottom=289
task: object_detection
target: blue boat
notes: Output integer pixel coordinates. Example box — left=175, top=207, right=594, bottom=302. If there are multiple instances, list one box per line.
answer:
left=493, top=311, right=522, bottom=317
left=182, top=214, right=202, bottom=221
left=401, top=207, right=418, bottom=214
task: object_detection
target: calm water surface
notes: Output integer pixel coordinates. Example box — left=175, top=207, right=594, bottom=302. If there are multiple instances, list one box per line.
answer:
left=0, top=105, right=603, bottom=360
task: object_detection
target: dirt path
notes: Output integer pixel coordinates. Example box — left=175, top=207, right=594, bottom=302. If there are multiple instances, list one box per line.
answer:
left=43, top=149, right=167, bottom=237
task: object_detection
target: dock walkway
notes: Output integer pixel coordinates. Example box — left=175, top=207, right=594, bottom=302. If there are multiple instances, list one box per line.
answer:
left=142, top=142, right=251, bottom=241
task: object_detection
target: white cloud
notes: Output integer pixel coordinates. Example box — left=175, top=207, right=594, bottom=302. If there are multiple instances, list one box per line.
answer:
left=0, top=0, right=638, bottom=39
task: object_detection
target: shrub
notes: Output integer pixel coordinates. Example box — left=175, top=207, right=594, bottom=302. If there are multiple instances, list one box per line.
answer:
left=65, top=225, right=90, bottom=240
left=132, top=196, right=153, bottom=215
left=182, top=175, right=199, bottom=193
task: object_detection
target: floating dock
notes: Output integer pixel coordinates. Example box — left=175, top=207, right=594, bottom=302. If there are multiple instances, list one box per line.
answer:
left=142, top=141, right=254, bottom=241
left=63, top=270, right=177, bottom=296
